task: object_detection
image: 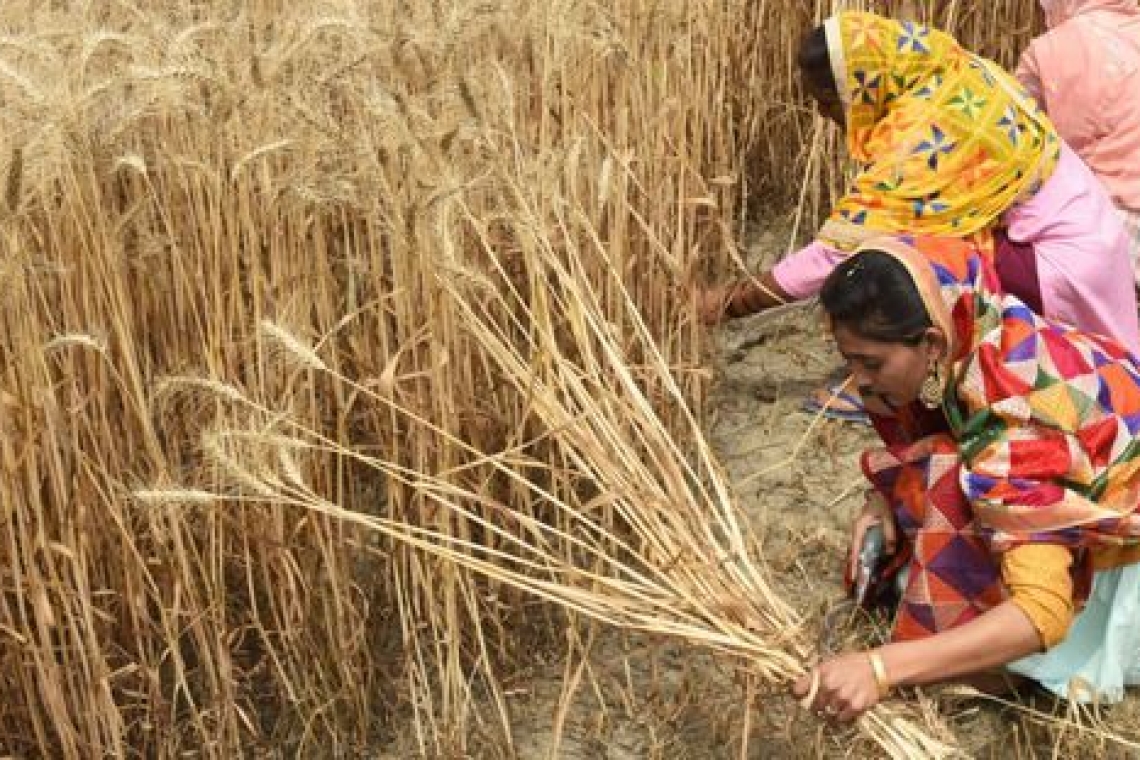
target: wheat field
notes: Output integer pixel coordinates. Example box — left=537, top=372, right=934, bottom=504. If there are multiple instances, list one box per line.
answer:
left=0, top=1, right=1093, bottom=758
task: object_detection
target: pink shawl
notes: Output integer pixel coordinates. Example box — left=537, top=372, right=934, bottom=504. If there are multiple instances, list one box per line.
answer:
left=1017, top=1, right=1140, bottom=211
left=1039, top=0, right=1139, bottom=25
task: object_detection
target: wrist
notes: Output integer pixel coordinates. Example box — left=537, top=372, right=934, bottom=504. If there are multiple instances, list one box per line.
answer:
left=868, top=649, right=891, bottom=698
left=725, top=275, right=784, bottom=318
left=722, top=281, right=752, bottom=319
left=877, top=642, right=924, bottom=688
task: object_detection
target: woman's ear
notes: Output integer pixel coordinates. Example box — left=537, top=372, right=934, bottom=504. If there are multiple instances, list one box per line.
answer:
left=923, top=327, right=948, bottom=361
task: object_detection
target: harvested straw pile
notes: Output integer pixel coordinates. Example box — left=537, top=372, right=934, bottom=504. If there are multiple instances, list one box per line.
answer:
left=0, top=1, right=1057, bottom=758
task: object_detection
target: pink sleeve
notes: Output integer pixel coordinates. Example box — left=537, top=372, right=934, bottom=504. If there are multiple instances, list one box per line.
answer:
left=771, top=240, right=846, bottom=300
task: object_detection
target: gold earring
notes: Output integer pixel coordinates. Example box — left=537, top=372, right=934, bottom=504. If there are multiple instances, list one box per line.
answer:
left=919, top=364, right=943, bottom=410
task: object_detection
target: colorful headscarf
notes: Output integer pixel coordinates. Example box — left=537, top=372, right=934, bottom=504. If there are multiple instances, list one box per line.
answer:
left=817, top=13, right=1061, bottom=252
left=856, top=236, right=1140, bottom=638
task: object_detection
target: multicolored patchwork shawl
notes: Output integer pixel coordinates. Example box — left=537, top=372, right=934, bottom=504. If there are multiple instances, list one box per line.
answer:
left=817, top=12, right=1060, bottom=252
left=859, top=236, right=1140, bottom=641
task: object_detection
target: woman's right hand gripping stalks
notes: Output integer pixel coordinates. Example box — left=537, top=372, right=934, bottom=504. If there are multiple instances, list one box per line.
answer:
left=848, top=490, right=897, bottom=584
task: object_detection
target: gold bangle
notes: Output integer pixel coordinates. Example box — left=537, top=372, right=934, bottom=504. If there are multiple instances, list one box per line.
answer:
left=868, top=650, right=891, bottom=699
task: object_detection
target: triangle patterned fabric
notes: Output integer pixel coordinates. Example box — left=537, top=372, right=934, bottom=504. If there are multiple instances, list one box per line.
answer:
left=858, top=236, right=1140, bottom=642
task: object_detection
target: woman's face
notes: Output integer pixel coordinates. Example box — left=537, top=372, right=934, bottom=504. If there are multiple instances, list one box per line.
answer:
left=803, top=73, right=846, bottom=127
left=831, top=323, right=945, bottom=408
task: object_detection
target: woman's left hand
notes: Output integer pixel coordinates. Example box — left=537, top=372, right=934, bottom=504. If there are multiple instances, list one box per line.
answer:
left=694, top=284, right=731, bottom=326
left=792, top=651, right=883, bottom=722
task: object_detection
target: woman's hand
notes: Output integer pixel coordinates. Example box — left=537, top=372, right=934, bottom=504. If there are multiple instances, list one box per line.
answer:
left=792, top=652, right=883, bottom=722
left=848, top=491, right=897, bottom=581
left=695, top=284, right=731, bottom=326
left=694, top=272, right=791, bottom=325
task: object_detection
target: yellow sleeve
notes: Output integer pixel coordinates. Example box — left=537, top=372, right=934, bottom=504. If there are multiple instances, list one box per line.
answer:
left=1000, top=544, right=1075, bottom=650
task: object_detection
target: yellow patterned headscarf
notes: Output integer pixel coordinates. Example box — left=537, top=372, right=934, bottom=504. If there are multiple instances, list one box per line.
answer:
left=818, top=12, right=1061, bottom=252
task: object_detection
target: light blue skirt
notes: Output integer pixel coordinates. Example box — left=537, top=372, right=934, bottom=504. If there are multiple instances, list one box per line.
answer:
left=1007, top=562, right=1140, bottom=704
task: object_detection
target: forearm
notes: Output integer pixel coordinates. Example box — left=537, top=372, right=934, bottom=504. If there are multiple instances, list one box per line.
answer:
left=723, top=270, right=793, bottom=317
left=879, top=601, right=1041, bottom=687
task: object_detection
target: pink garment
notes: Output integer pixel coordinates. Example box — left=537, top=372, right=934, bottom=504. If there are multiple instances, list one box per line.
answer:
left=772, top=144, right=1140, bottom=349
left=1004, top=143, right=1140, bottom=349
left=1038, top=0, right=1137, bottom=27
left=770, top=240, right=843, bottom=301
left=1016, top=0, right=1140, bottom=212
left=1122, top=208, right=1140, bottom=279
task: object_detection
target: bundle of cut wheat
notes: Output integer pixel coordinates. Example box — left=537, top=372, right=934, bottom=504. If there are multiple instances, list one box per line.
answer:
left=140, top=206, right=964, bottom=756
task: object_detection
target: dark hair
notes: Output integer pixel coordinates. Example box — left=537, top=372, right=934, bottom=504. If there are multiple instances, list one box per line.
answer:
left=797, top=26, right=837, bottom=98
left=820, top=250, right=933, bottom=344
